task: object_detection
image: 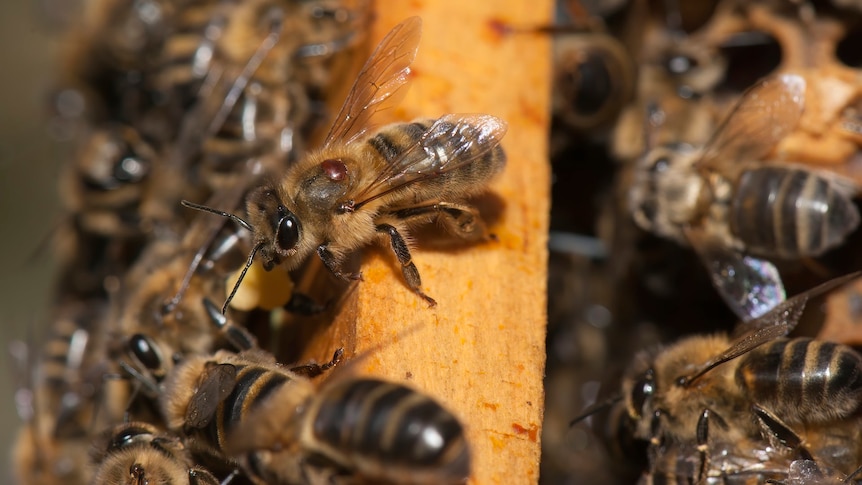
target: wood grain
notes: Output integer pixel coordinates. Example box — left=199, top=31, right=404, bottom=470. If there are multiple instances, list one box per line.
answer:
left=296, top=2, right=553, bottom=484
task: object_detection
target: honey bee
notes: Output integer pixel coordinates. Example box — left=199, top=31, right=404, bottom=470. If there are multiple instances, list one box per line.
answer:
left=184, top=16, right=508, bottom=310
left=629, top=72, right=860, bottom=321
left=111, top=187, right=253, bottom=384
left=160, top=346, right=470, bottom=484
left=57, top=0, right=173, bottom=129
left=60, top=124, right=156, bottom=238
left=606, top=274, right=862, bottom=481
left=91, top=421, right=220, bottom=485
left=10, top=302, right=127, bottom=485
left=159, top=0, right=364, bottom=195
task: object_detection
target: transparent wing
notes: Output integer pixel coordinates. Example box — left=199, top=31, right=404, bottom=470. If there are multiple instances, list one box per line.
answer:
left=349, top=114, right=507, bottom=210
left=679, top=273, right=859, bottom=386
left=185, top=363, right=237, bottom=429
left=695, top=73, right=806, bottom=172
left=323, top=16, right=422, bottom=146
left=686, top=227, right=786, bottom=322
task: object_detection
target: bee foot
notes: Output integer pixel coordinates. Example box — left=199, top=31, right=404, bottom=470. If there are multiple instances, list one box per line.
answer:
left=418, top=292, right=437, bottom=307
left=336, top=271, right=363, bottom=282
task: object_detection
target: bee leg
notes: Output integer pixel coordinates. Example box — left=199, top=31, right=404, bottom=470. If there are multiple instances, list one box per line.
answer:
left=376, top=223, right=437, bottom=307
left=392, top=202, right=489, bottom=241
left=752, top=404, right=813, bottom=460
left=695, top=409, right=713, bottom=484
left=284, top=291, right=328, bottom=316
left=289, top=348, right=344, bottom=378
left=317, top=244, right=363, bottom=281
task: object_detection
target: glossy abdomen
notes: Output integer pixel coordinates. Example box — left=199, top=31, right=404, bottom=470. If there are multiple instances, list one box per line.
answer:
left=735, top=338, right=862, bottom=423
left=730, top=167, right=859, bottom=257
left=307, top=378, right=470, bottom=484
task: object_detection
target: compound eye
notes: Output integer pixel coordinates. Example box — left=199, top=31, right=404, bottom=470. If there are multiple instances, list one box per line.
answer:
left=129, top=334, right=162, bottom=371
left=113, top=151, right=148, bottom=184
left=276, top=212, right=300, bottom=251
left=630, top=371, right=655, bottom=418
left=665, top=53, right=699, bottom=75
left=108, top=425, right=153, bottom=452
left=650, top=156, right=670, bottom=173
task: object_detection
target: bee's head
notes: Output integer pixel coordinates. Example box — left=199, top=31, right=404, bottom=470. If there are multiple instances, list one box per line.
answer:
left=628, top=143, right=699, bottom=242
left=624, top=367, right=656, bottom=423
left=77, top=126, right=152, bottom=194
left=246, top=187, right=303, bottom=265
left=125, top=333, right=179, bottom=385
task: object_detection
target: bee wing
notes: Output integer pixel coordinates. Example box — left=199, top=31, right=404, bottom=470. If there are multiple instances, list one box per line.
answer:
left=350, top=114, right=507, bottom=209
left=323, top=16, right=422, bottom=146
left=685, top=227, right=786, bottom=323
left=680, top=273, right=859, bottom=386
left=694, top=73, right=806, bottom=172
left=184, top=363, right=237, bottom=429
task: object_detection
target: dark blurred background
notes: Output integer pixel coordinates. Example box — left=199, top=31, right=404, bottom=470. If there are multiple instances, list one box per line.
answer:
left=0, top=0, right=62, bottom=479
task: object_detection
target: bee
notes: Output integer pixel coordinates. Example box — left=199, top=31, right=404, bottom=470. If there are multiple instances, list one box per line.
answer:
left=158, top=0, right=364, bottom=195
left=184, top=16, right=508, bottom=310
left=606, top=274, right=862, bottom=481
left=60, top=124, right=156, bottom=238
left=111, top=186, right=253, bottom=385
left=159, top=345, right=470, bottom=484
left=629, top=72, right=860, bottom=321
left=57, top=0, right=173, bottom=130
left=10, top=303, right=127, bottom=485
left=91, top=421, right=221, bottom=485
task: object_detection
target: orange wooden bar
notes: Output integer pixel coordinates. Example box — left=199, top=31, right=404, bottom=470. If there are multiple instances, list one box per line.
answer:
left=299, top=1, right=553, bottom=483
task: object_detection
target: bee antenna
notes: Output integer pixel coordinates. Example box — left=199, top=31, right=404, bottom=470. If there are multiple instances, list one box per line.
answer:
left=663, top=0, right=683, bottom=35
left=181, top=200, right=254, bottom=232
left=845, top=463, right=862, bottom=482
left=222, top=243, right=264, bottom=314
left=569, top=394, right=623, bottom=427
left=118, top=360, right=161, bottom=398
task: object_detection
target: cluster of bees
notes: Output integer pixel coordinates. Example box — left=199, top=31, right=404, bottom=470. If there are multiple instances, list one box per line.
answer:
left=13, top=0, right=862, bottom=483
left=544, top=0, right=862, bottom=483
left=10, top=1, right=509, bottom=484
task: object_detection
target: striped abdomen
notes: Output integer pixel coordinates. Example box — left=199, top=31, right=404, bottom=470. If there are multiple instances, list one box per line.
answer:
left=730, top=167, right=859, bottom=257
left=735, top=338, right=862, bottom=423
left=158, top=0, right=226, bottom=105
left=367, top=118, right=507, bottom=200
left=305, top=379, right=470, bottom=484
left=204, top=364, right=290, bottom=452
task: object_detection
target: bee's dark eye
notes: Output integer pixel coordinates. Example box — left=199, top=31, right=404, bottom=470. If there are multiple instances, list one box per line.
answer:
left=129, top=334, right=162, bottom=371
left=650, top=157, right=670, bottom=173
left=665, top=54, right=698, bottom=75
left=113, top=152, right=148, bottom=184
left=276, top=211, right=300, bottom=251
left=108, top=425, right=153, bottom=452
left=630, top=370, right=655, bottom=418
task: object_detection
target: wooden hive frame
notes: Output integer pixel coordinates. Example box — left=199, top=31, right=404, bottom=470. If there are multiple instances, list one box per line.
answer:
left=295, top=1, right=554, bottom=483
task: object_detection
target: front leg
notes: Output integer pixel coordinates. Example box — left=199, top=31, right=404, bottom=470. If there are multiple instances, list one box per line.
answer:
left=377, top=223, right=437, bottom=307
left=695, top=409, right=713, bottom=484
left=317, top=243, right=362, bottom=281
left=289, top=348, right=344, bottom=378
